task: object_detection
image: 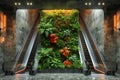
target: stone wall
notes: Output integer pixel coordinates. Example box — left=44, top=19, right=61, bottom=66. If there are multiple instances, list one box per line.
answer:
left=104, top=12, right=117, bottom=70
left=115, top=11, right=120, bottom=74
left=0, top=9, right=39, bottom=73
left=0, top=11, right=16, bottom=73
left=16, top=9, right=39, bottom=54
left=80, top=9, right=104, bottom=56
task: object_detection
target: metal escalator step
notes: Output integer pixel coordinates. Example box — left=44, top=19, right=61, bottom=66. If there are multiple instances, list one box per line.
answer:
left=27, top=63, right=33, bottom=65
left=27, top=66, right=32, bottom=69
left=84, top=50, right=88, bottom=52
left=82, top=43, right=86, bottom=44
left=84, top=54, right=90, bottom=57
left=26, top=69, right=31, bottom=71
left=85, top=55, right=89, bottom=57
left=30, top=54, right=35, bottom=57
left=86, top=59, right=92, bottom=62
left=89, top=66, right=94, bottom=69
left=29, top=58, right=33, bottom=60
left=89, top=63, right=93, bottom=65
left=82, top=45, right=86, bottom=47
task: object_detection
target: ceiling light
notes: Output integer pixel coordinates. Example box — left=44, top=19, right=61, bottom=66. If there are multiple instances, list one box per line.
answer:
left=98, top=2, right=101, bottom=5
left=18, top=3, right=21, bottom=5
left=30, top=3, right=33, bottom=5
left=14, top=2, right=17, bottom=5
left=89, top=3, right=91, bottom=5
left=102, top=3, right=105, bottom=5
left=85, top=3, right=87, bottom=5
left=27, top=2, right=30, bottom=5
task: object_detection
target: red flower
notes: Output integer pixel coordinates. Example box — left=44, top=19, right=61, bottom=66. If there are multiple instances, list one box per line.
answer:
left=49, top=34, right=58, bottom=43
left=63, top=60, right=72, bottom=67
left=59, top=47, right=70, bottom=57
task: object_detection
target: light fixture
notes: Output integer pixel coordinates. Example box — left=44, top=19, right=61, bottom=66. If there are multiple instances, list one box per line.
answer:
left=85, top=3, right=87, bottom=5
left=14, top=2, right=17, bottom=5
left=18, top=3, right=21, bottom=5
left=89, top=3, right=91, bottom=5
left=27, top=2, right=33, bottom=6
left=30, top=3, right=33, bottom=5
left=102, top=3, right=105, bottom=5
left=98, top=2, right=101, bottom=5
left=27, top=2, right=30, bottom=5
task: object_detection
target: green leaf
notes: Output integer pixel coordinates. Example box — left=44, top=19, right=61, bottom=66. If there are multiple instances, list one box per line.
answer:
left=45, top=31, right=49, bottom=37
left=40, top=29, right=45, bottom=34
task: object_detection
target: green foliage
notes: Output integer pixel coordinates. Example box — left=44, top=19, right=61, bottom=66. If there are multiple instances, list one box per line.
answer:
left=68, top=55, right=82, bottom=68
left=38, top=17, right=55, bottom=37
left=37, top=48, right=53, bottom=57
left=50, top=58, right=65, bottom=68
left=63, top=30, right=71, bottom=37
left=37, top=48, right=65, bottom=70
left=37, top=10, right=82, bottom=71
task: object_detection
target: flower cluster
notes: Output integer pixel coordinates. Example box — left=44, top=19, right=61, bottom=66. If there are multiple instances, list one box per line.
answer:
left=59, top=47, right=70, bottom=57
left=63, top=60, right=72, bottom=67
left=49, top=34, right=58, bottom=43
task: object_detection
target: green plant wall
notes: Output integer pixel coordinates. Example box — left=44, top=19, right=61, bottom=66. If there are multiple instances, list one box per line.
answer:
left=37, top=10, right=82, bottom=70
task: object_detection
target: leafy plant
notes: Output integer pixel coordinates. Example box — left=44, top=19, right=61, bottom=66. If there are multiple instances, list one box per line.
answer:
left=63, top=30, right=71, bottom=37
left=37, top=10, right=82, bottom=71
left=69, top=55, right=82, bottom=68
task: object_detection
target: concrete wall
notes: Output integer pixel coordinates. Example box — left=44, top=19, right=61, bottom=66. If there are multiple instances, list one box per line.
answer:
left=16, top=9, right=39, bottom=54
left=115, top=11, right=120, bottom=74
left=80, top=9, right=104, bottom=56
left=104, top=12, right=117, bottom=70
left=0, top=11, right=16, bottom=74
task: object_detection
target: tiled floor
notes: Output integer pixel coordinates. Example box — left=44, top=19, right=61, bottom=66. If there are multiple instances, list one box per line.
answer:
left=0, top=73, right=120, bottom=80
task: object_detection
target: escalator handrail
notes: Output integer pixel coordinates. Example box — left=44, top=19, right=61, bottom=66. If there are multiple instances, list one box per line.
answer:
left=22, top=30, right=38, bottom=67
left=81, top=30, right=98, bottom=68
left=15, top=30, right=38, bottom=73
left=85, top=23, right=108, bottom=71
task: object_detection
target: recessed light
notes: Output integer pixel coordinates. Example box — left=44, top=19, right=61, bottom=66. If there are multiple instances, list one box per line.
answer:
left=85, top=3, right=87, bottom=5
left=98, top=2, right=101, bottom=5
left=89, top=3, right=91, bottom=5
left=102, top=3, right=105, bottom=5
left=18, top=3, right=21, bottom=5
left=30, top=3, right=33, bottom=5
left=27, top=2, right=30, bottom=5
left=14, top=2, right=17, bottom=5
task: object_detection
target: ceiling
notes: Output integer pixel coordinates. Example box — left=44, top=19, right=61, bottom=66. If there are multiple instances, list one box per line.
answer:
left=0, top=0, right=120, bottom=10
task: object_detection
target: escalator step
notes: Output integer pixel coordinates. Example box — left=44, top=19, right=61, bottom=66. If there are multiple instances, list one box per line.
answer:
left=86, top=59, right=92, bottom=62
left=89, top=63, right=93, bottom=65
left=89, top=66, right=94, bottom=69
left=84, top=51, right=89, bottom=53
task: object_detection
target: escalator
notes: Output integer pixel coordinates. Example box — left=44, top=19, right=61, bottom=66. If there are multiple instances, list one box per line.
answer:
left=78, top=14, right=110, bottom=75
left=12, top=15, right=40, bottom=74
left=79, top=31, right=94, bottom=74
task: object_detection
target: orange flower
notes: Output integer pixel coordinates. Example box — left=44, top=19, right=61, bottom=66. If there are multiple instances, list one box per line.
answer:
left=49, top=34, right=58, bottom=43
left=63, top=60, right=72, bottom=67
left=59, top=47, right=70, bottom=57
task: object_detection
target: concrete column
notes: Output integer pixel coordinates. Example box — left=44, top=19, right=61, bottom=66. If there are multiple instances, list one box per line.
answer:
left=104, top=10, right=117, bottom=71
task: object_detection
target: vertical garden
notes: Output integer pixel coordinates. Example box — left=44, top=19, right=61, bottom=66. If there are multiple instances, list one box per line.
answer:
left=37, top=10, right=82, bottom=71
